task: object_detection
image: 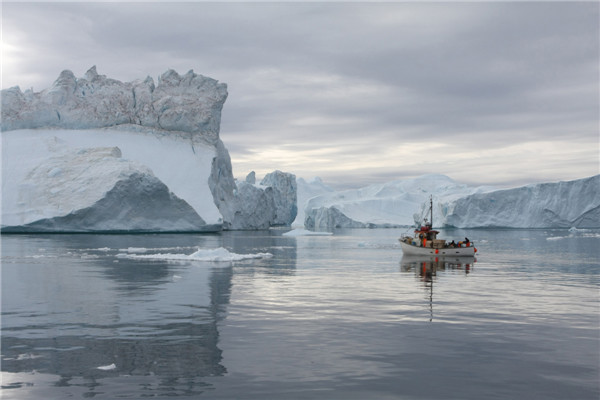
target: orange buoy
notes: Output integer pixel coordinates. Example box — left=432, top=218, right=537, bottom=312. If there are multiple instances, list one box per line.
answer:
left=435, top=249, right=439, bottom=254
left=474, top=247, right=478, bottom=253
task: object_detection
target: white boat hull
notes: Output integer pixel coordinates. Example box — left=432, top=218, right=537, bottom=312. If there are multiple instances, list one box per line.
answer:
left=400, top=240, right=475, bottom=257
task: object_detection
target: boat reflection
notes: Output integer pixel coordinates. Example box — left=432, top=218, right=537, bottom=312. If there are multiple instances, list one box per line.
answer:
left=400, top=255, right=476, bottom=276
left=400, top=255, right=476, bottom=322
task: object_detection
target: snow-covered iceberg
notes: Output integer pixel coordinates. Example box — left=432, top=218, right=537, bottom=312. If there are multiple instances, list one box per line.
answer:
left=1, top=67, right=296, bottom=232
left=442, top=175, right=600, bottom=228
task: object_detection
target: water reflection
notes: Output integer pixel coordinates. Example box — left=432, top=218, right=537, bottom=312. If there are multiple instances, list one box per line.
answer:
left=400, top=255, right=476, bottom=321
left=401, top=255, right=476, bottom=274
left=2, top=231, right=300, bottom=398
left=223, top=229, right=298, bottom=275
left=1, top=234, right=233, bottom=397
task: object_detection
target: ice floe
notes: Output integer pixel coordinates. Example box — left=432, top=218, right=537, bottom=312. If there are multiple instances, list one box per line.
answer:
left=118, top=247, right=272, bottom=262
left=282, top=229, right=333, bottom=237
left=97, top=363, right=116, bottom=371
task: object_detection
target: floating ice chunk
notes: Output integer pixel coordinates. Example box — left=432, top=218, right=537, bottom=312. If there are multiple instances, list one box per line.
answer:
left=120, top=247, right=272, bottom=262
left=17, top=353, right=43, bottom=360
left=119, top=247, right=149, bottom=253
left=282, top=228, right=333, bottom=236
left=97, top=363, right=116, bottom=371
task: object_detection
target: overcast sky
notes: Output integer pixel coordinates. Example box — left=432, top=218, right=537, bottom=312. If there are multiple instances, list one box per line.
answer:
left=2, top=1, right=598, bottom=189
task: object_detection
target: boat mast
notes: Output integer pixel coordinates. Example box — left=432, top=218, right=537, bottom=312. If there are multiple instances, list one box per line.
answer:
left=430, top=195, right=433, bottom=228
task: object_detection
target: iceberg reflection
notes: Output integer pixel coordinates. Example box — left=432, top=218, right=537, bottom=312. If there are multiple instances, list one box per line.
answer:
left=0, top=234, right=235, bottom=397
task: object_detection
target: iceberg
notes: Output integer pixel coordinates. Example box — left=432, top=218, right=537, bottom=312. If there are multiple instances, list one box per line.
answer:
left=215, top=170, right=297, bottom=230
left=260, top=170, right=297, bottom=226
left=442, top=175, right=600, bottom=228
left=1, top=67, right=297, bottom=232
left=2, top=67, right=229, bottom=232
left=302, top=174, right=599, bottom=229
left=303, top=174, right=492, bottom=229
left=293, top=177, right=335, bottom=227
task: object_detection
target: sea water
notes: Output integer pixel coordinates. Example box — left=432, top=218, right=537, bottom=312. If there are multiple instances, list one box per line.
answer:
left=1, top=228, right=598, bottom=399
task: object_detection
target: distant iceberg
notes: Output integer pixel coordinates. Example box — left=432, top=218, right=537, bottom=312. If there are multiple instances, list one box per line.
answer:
left=442, top=175, right=600, bottom=228
left=303, top=174, right=493, bottom=229
left=301, top=174, right=599, bottom=229
left=293, top=177, right=335, bottom=227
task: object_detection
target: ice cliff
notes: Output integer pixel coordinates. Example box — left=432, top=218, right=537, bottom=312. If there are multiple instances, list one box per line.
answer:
left=303, top=174, right=599, bottom=229
left=443, top=175, right=600, bottom=228
left=3, top=146, right=207, bottom=232
left=1, top=67, right=296, bottom=232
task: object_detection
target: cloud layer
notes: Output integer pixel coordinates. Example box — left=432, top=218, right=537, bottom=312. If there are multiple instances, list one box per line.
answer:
left=3, top=2, right=598, bottom=188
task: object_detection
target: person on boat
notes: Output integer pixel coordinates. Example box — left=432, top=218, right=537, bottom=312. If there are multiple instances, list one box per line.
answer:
left=464, top=237, right=470, bottom=247
left=449, top=240, right=456, bottom=248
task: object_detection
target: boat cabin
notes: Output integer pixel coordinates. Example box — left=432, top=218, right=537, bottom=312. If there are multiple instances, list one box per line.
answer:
left=412, top=221, right=442, bottom=248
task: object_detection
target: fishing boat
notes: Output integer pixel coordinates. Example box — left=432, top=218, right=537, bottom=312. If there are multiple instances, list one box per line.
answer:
left=399, top=196, right=477, bottom=257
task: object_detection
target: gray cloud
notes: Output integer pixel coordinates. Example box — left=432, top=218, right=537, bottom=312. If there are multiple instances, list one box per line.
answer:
left=3, top=2, right=598, bottom=188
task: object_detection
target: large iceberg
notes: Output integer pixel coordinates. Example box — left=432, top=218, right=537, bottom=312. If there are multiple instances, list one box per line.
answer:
left=1, top=67, right=295, bottom=232
left=302, top=174, right=599, bottom=229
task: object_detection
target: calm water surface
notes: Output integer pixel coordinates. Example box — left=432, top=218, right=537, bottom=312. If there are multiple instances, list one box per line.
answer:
left=1, top=228, right=599, bottom=399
